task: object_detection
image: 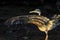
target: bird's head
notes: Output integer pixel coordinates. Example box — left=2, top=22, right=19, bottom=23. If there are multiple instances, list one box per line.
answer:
left=29, top=9, right=41, bottom=15
left=51, top=14, right=60, bottom=25
left=47, top=14, right=60, bottom=31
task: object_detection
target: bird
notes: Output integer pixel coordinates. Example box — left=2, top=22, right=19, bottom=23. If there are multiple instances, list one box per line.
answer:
left=4, top=9, right=60, bottom=40
left=28, top=9, right=60, bottom=40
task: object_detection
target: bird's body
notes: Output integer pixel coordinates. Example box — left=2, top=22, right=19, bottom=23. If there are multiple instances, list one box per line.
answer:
left=4, top=9, right=60, bottom=40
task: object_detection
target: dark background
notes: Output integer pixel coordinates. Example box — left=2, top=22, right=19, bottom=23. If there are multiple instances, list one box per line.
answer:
left=0, top=0, right=60, bottom=40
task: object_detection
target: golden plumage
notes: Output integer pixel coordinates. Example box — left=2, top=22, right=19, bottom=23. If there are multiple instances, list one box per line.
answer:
left=5, top=9, right=60, bottom=40
left=28, top=9, right=60, bottom=40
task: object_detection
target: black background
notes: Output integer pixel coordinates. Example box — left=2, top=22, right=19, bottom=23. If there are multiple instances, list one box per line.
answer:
left=0, top=0, right=60, bottom=40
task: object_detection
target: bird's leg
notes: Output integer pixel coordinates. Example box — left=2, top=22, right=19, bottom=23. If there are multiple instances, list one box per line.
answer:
left=45, top=31, right=48, bottom=40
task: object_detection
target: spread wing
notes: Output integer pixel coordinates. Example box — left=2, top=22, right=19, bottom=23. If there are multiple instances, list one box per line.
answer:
left=4, top=15, right=50, bottom=32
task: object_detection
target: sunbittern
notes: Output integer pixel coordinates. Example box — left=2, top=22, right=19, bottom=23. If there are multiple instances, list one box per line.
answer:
left=4, top=9, right=60, bottom=40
